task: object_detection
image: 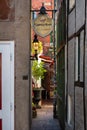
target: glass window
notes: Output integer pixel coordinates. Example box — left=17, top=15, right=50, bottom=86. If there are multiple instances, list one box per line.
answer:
left=75, top=37, right=79, bottom=81
left=75, top=36, right=80, bottom=81
left=67, top=95, right=72, bottom=125
left=69, top=0, right=75, bottom=10
left=75, top=31, right=84, bottom=82
left=32, top=11, right=37, bottom=20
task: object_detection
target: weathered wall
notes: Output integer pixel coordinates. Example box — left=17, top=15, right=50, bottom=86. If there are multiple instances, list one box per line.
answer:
left=15, top=1, right=31, bottom=130
left=0, top=0, right=31, bottom=130
left=66, top=0, right=86, bottom=130
left=68, top=39, right=75, bottom=128
left=75, top=87, right=84, bottom=130
left=56, top=1, right=66, bottom=129
left=85, top=1, right=87, bottom=129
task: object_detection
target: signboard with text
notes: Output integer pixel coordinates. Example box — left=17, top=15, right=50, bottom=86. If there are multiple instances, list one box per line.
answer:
left=33, top=14, right=53, bottom=37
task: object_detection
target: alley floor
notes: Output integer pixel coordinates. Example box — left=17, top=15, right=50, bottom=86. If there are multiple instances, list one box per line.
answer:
left=31, top=99, right=61, bottom=130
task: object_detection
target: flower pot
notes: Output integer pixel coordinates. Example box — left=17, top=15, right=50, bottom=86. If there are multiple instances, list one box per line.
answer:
left=33, top=89, right=42, bottom=108
left=32, top=110, right=37, bottom=118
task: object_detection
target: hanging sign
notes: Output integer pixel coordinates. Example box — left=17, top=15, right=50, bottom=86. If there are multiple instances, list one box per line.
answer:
left=33, top=14, right=53, bottom=37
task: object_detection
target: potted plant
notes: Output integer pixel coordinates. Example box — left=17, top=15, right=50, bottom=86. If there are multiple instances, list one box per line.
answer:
left=32, top=60, right=46, bottom=87
left=32, top=60, right=46, bottom=108
left=32, top=102, right=37, bottom=118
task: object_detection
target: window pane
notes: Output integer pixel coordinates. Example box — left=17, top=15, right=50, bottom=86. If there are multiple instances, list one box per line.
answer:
left=75, top=37, right=78, bottom=81
left=78, top=36, right=80, bottom=80
left=80, top=31, right=84, bottom=82
left=69, top=0, right=75, bottom=10
left=67, top=95, right=72, bottom=125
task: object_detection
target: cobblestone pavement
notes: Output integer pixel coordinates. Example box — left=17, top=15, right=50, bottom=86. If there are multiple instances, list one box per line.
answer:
left=31, top=100, right=61, bottom=130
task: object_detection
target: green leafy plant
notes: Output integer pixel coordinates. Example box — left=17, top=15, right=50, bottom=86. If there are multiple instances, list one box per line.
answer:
left=32, top=102, right=36, bottom=110
left=32, top=60, right=47, bottom=81
left=32, top=102, right=37, bottom=118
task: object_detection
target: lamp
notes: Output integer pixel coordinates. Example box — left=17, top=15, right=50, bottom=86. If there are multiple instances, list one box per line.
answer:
left=30, top=34, right=43, bottom=60
left=39, top=3, right=47, bottom=14
left=32, top=34, right=39, bottom=60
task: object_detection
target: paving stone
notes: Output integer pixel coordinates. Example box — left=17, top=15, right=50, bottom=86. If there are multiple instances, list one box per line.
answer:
left=31, top=100, right=61, bottom=130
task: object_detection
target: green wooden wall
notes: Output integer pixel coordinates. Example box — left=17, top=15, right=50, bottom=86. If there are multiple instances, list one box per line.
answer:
left=56, top=1, right=66, bottom=129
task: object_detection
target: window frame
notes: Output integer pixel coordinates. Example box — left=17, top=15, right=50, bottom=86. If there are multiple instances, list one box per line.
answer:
left=68, top=0, right=75, bottom=13
left=75, top=35, right=80, bottom=82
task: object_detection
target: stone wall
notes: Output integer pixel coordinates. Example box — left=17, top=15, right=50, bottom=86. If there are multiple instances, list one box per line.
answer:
left=85, top=1, right=87, bottom=129
left=0, top=0, right=31, bottom=130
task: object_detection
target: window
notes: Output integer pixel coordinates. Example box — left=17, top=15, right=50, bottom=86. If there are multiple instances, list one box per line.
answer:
left=75, top=36, right=80, bottom=81
left=32, top=11, right=37, bottom=19
left=69, top=0, right=75, bottom=11
left=67, top=95, right=72, bottom=125
left=75, top=30, right=84, bottom=82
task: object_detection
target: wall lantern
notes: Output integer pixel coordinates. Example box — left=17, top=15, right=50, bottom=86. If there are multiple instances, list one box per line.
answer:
left=31, top=34, right=43, bottom=60
left=33, top=34, right=38, bottom=60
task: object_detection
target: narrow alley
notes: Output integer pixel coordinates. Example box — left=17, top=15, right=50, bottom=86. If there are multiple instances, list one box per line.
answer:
left=0, top=0, right=87, bottom=130
left=31, top=100, right=61, bottom=130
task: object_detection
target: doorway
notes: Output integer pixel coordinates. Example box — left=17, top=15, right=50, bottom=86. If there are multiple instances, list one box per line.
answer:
left=0, top=41, right=14, bottom=130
